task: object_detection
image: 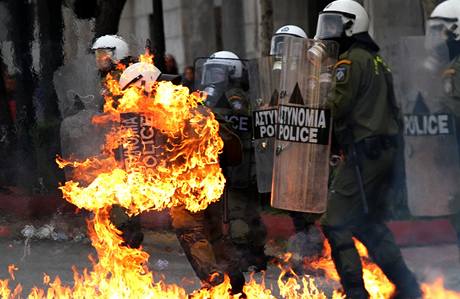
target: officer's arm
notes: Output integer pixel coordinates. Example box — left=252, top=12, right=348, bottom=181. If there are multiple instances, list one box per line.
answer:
left=327, top=60, right=361, bottom=120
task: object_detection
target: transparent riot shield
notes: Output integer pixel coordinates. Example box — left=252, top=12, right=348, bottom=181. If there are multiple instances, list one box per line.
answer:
left=250, top=56, right=279, bottom=193
left=399, top=36, right=460, bottom=217
left=194, top=56, right=254, bottom=188
left=271, top=39, right=338, bottom=213
left=53, top=53, right=100, bottom=118
left=55, top=53, right=104, bottom=180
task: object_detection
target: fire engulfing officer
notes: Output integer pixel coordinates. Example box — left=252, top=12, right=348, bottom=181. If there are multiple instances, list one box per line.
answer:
left=427, top=0, right=460, bottom=260
left=91, top=35, right=143, bottom=249
left=315, top=1, right=422, bottom=298
left=196, top=51, right=268, bottom=271
left=270, top=25, right=325, bottom=259
left=117, top=61, right=247, bottom=295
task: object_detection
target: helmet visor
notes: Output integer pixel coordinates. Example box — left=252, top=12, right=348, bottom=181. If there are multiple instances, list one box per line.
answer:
left=201, top=64, right=229, bottom=86
left=95, top=49, right=114, bottom=70
left=315, top=13, right=345, bottom=39
left=270, top=35, right=288, bottom=57
left=424, top=20, right=451, bottom=69
left=426, top=19, right=455, bottom=47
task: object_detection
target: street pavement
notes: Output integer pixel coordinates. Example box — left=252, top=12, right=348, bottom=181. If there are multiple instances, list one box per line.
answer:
left=0, top=230, right=458, bottom=297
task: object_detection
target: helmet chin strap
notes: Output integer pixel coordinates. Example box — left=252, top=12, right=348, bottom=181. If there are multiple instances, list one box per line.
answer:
left=122, top=74, right=143, bottom=90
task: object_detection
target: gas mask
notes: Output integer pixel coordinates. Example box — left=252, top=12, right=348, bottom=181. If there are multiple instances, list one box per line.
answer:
left=95, top=49, right=115, bottom=72
left=425, top=21, right=453, bottom=71
left=201, top=65, right=230, bottom=108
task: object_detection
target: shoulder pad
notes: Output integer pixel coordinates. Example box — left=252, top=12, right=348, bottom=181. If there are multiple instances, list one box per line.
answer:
left=334, top=59, right=352, bottom=68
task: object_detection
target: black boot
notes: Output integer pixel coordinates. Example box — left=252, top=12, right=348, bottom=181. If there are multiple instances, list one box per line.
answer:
left=228, top=270, right=246, bottom=298
left=238, top=246, right=269, bottom=272
left=122, top=229, right=144, bottom=248
left=380, top=261, right=422, bottom=299
left=345, top=287, right=370, bottom=299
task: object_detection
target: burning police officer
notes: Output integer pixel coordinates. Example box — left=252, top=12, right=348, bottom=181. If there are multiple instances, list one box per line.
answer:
left=117, top=59, right=246, bottom=296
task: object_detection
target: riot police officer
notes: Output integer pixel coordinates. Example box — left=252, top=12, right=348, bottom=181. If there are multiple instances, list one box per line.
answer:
left=196, top=51, right=268, bottom=271
left=316, top=1, right=422, bottom=298
left=427, top=0, right=460, bottom=261
left=92, top=35, right=130, bottom=76
left=118, top=61, right=246, bottom=296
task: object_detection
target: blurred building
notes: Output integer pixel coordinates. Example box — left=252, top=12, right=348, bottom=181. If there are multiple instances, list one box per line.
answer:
left=117, top=0, right=425, bottom=72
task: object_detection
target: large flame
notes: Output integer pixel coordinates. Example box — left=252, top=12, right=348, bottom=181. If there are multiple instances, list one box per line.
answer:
left=1, top=53, right=459, bottom=298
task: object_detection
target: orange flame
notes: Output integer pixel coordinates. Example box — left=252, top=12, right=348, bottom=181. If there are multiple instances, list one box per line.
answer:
left=1, top=53, right=460, bottom=298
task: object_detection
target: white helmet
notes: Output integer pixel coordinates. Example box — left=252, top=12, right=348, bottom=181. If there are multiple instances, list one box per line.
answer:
left=427, top=0, right=460, bottom=42
left=119, top=62, right=179, bottom=93
left=201, top=51, right=243, bottom=86
left=315, top=0, right=369, bottom=39
left=91, top=35, right=129, bottom=62
left=119, top=62, right=161, bottom=93
left=270, top=25, right=307, bottom=56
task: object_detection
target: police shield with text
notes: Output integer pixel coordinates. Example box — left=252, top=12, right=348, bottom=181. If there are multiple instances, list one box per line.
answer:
left=399, top=33, right=460, bottom=217
left=421, top=0, right=460, bottom=260
left=271, top=35, right=338, bottom=214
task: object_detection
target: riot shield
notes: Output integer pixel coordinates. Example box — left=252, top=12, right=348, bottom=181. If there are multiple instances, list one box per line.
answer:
left=59, top=100, right=106, bottom=181
left=399, top=36, right=460, bottom=216
left=55, top=53, right=105, bottom=180
left=194, top=56, right=255, bottom=188
left=250, top=56, right=279, bottom=193
left=53, top=53, right=100, bottom=118
left=271, top=39, right=338, bottom=213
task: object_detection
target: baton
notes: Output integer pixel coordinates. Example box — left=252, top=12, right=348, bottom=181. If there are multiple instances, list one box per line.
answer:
left=350, top=143, right=369, bottom=214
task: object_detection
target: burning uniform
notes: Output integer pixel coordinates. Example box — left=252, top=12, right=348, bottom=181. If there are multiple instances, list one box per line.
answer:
left=91, top=35, right=143, bottom=248
left=116, top=60, right=246, bottom=294
left=427, top=0, right=460, bottom=260
left=316, top=1, right=422, bottom=298
left=195, top=51, right=268, bottom=271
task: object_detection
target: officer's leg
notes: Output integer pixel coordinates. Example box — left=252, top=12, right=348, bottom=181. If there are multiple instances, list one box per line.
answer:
left=170, top=205, right=223, bottom=286
left=321, top=161, right=370, bottom=299
left=245, top=185, right=267, bottom=262
left=206, top=202, right=246, bottom=296
left=289, top=211, right=309, bottom=233
left=322, top=224, right=369, bottom=298
left=229, top=186, right=268, bottom=271
left=110, top=205, right=144, bottom=248
left=354, top=149, right=421, bottom=299
left=288, top=212, right=324, bottom=275
left=354, top=222, right=421, bottom=298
